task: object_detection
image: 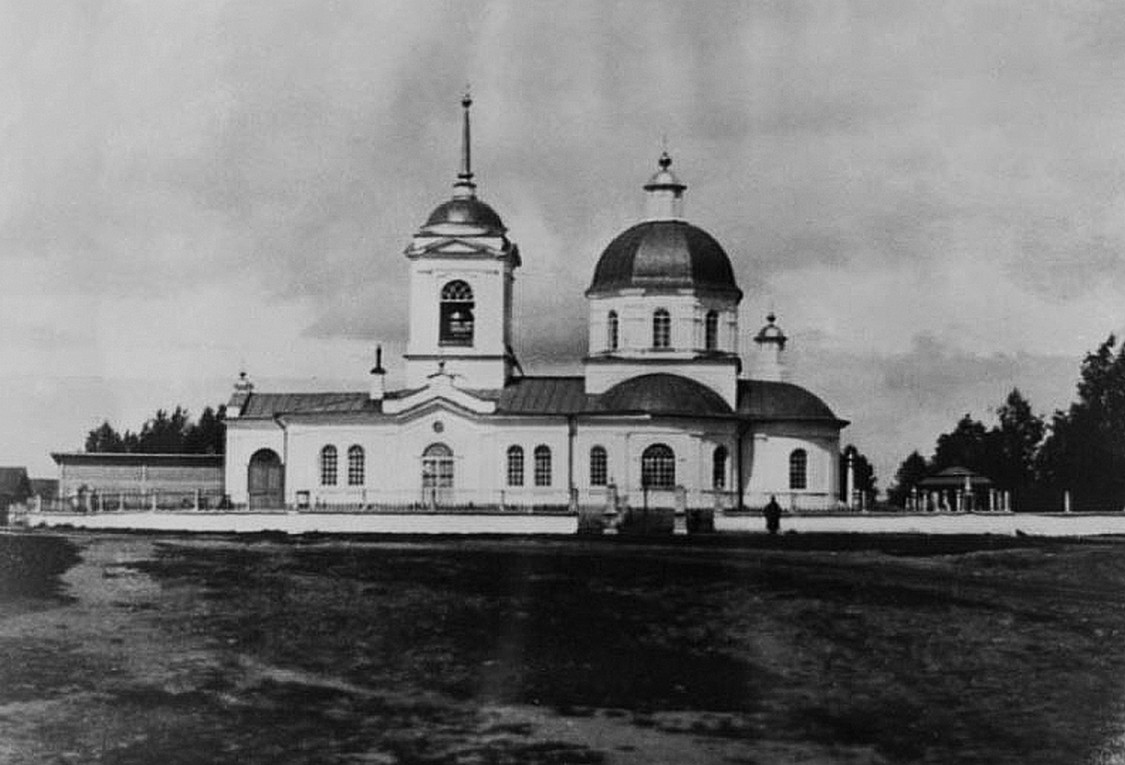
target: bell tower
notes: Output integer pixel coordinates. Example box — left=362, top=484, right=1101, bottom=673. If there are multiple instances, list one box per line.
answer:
left=403, top=93, right=521, bottom=390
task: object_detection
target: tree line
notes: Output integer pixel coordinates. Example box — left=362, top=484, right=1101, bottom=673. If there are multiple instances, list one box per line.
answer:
left=889, top=334, right=1125, bottom=511
left=85, top=405, right=226, bottom=455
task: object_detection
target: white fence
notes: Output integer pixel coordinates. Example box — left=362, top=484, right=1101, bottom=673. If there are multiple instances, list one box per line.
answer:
left=35, top=487, right=855, bottom=516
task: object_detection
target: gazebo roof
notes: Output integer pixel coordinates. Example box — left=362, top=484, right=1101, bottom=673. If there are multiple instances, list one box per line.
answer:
left=917, top=466, right=993, bottom=489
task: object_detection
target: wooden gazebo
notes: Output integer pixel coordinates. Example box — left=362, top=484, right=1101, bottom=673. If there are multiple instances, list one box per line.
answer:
left=915, top=466, right=1002, bottom=512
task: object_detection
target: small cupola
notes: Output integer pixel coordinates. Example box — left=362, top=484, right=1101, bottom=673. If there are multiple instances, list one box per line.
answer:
left=643, top=151, right=687, bottom=220
left=753, top=313, right=788, bottom=382
left=227, top=371, right=254, bottom=416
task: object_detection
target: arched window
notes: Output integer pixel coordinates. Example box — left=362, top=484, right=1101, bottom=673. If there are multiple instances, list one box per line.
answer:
left=607, top=311, right=619, bottom=351
left=653, top=309, right=671, bottom=349
left=712, top=445, right=728, bottom=490
left=534, top=445, right=552, bottom=487
left=589, top=446, right=608, bottom=486
left=705, top=311, right=719, bottom=351
left=347, top=445, right=365, bottom=486
left=789, top=449, right=808, bottom=490
left=320, top=445, right=338, bottom=486
left=422, top=443, right=454, bottom=504
left=507, top=445, right=524, bottom=487
left=641, top=444, right=675, bottom=489
left=440, top=280, right=475, bottom=346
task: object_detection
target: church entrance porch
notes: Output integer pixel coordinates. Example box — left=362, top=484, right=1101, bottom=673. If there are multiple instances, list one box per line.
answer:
left=248, top=449, right=284, bottom=509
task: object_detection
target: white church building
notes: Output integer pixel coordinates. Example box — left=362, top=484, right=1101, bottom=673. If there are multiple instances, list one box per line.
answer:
left=223, top=96, right=848, bottom=516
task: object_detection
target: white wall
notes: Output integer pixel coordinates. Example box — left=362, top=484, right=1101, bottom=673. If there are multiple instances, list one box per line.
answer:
left=404, top=255, right=515, bottom=389
left=224, top=420, right=286, bottom=504
left=743, top=422, right=841, bottom=510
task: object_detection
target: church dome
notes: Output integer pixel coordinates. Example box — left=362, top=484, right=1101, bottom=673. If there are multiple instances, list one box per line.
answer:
left=586, top=220, right=742, bottom=298
left=599, top=373, right=732, bottom=416
left=420, top=198, right=507, bottom=237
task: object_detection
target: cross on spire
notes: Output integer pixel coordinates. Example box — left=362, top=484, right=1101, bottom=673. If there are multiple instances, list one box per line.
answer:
left=454, top=87, right=476, bottom=197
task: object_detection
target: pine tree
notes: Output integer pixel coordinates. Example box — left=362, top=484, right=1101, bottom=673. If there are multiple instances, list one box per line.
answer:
left=887, top=451, right=929, bottom=507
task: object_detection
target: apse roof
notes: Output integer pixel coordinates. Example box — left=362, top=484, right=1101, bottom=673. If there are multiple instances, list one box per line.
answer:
left=735, top=379, right=845, bottom=423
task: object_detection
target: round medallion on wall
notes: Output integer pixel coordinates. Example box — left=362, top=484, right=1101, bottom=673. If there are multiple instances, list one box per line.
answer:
left=432, top=421, right=444, bottom=434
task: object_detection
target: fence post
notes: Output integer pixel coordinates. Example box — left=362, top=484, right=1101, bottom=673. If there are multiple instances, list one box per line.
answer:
left=151, top=492, right=158, bottom=512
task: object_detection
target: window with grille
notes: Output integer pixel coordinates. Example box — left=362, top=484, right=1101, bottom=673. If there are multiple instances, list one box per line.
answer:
left=534, top=445, right=552, bottom=487
left=440, top=280, right=475, bottom=346
left=789, top=449, right=808, bottom=490
left=705, top=311, right=719, bottom=351
left=641, top=444, right=675, bottom=489
left=607, top=311, right=619, bottom=351
left=507, top=445, right=524, bottom=486
left=589, top=446, right=608, bottom=486
left=653, top=309, right=671, bottom=349
left=347, top=445, right=364, bottom=486
left=712, top=445, right=728, bottom=489
left=320, top=445, right=338, bottom=486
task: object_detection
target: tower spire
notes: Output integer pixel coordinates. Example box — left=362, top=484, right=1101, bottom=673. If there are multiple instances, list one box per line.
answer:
left=453, top=88, right=476, bottom=198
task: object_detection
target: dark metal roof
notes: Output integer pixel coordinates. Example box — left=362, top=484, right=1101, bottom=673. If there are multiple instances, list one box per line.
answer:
left=495, top=377, right=591, bottom=414
left=587, top=220, right=742, bottom=298
left=736, top=380, right=845, bottom=424
left=238, top=392, right=377, bottom=419
left=233, top=376, right=844, bottom=426
left=599, top=374, right=732, bottom=416
left=421, top=198, right=506, bottom=236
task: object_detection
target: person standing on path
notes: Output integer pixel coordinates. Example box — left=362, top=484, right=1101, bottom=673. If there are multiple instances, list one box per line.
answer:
left=764, top=495, right=782, bottom=535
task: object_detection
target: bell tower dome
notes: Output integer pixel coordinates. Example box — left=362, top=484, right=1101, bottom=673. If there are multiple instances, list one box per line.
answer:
left=403, top=93, right=521, bottom=390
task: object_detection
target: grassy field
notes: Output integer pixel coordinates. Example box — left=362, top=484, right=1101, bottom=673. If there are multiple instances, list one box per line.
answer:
left=3, top=531, right=1125, bottom=763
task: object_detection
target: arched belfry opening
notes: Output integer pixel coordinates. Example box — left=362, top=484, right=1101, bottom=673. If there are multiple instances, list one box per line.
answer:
left=440, top=280, right=475, bottom=346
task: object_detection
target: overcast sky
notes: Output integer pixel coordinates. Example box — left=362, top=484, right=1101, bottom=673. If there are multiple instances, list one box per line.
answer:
left=3, top=1, right=1123, bottom=485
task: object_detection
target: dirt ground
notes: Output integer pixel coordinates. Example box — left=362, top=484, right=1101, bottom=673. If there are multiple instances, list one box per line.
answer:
left=4, top=531, right=1125, bottom=764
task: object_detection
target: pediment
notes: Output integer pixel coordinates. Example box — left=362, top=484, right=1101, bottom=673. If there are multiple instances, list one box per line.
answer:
left=382, top=375, right=497, bottom=416
left=407, top=237, right=507, bottom=258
